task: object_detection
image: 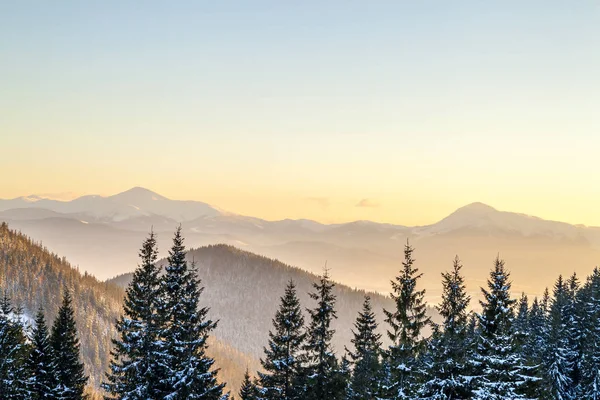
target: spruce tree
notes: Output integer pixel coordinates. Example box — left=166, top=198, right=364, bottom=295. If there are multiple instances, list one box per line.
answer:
left=239, top=369, right=258, bottom=400
left=104, top=231, right=164, bottom=399
left=27, top=307, right=58, bottom=399
left=528, top=296, right=550, bottom=398
left=0, top=291, right=30, bottom=399
left=51, top=288, right=88, bottom=400
left=382, top=241, right=430, bottom=399
left=303, top=269, right=343, bottom=400
left=514, top=293, right=529, bottom=350
left=160, top=227, right=227, bottom=400
left=528, top=297, right=547, bottom=363
left=420, top=256, right=471, bottom=399
left=259, top=280, right=305, bottom=400
left=347, top=296, right=382, bottom=400
left=545, top=275, right=578, bottom=400
left=567, top=273, right=583, bottom=392
left=579, top=268, right=600, bottom=398
left=472, top=257, right=536, bottom=400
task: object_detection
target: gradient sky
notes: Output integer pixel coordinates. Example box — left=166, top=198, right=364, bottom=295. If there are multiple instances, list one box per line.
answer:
left=1, top=1, right=599, bottom=225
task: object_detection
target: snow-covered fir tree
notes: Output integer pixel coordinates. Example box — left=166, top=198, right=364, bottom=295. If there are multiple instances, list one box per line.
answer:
left=382, top=241, right=430, bottom=399
left=159, top=227, right=227, bottom=400
left=514, top=293, right=529, bottom=350
left=544, top=275, right=579, bottom=400
left=420, top=256, right=472, bottom=400
left=239, top=369, right=259, bottom=400
left=26, top=307, right=58, bottom=399
left=346, top=296, right=382, bottom=400
left=567, top=273, right=583, bottom=391
left=50, top=288, right=89, bottom=400
left=104, top=231, right=164, bottom=400
left=302, top=269, right=344, bottom=400
left=0, top=291, right=30, bottom=399
left=472, top=257, right=538, bottom=400
left=258, top=280, right=306, bottom=400
left=578, top=268, right=600, bottom=398
left=337, top=354, right=351, bottom=399
left=527, top=297, right=547, bottom=364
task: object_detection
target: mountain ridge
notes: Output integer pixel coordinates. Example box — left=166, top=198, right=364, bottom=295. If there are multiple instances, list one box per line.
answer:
left=2, top=187, right=596, bottom=231
left=3, top=187, right=600, bottom=300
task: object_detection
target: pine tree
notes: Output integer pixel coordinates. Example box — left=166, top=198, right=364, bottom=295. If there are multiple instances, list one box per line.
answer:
left=420, top=256, right=472, bottom=399
left=544, top=275, right=579, bottom=400
left=27, top=307, right=58, bottom=399
left=104, top=231, right=164, bottom=399
left=527, top=296, right=550, bottom=398
left=566, top=273, right=583, bottom=391
left=303, top=269, right=344, bottom=400
left=335, top=354, right=351, bottom=399
left=347, top=296, right=382, bottom=400
left=382, top=241, right=430, bottom=399
left=259, top=280, right=306, bottom=400
left=528, top=296, right=547, bottom=364
left=472, top=257, right=536, bottom=400
left=50, top=288, right=89, bottom=400
left=160, top=227, right=227, bottom=400
left=579, top=268, right=600, bottom=398
left=514, top=293, right=529, bottom=350
left=239, top=369, right=258, bottom=400
left=0, top=291, right=30, bottom=399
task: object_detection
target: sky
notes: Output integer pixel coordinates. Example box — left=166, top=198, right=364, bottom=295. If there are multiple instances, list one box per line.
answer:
left=1, top=1, right=599, bottom=226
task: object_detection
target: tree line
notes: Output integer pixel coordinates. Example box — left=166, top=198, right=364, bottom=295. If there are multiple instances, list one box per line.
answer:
left=0, top=288, right=88, bottom=399
left=105, top=229, right=600, bottom=399
left=4, top=226, right=600, bottom=399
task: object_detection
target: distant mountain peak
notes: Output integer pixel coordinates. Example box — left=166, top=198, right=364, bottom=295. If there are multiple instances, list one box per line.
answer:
left=109, top=187, right=168, bottom=202
left=455, top=202, right=498, bottom=214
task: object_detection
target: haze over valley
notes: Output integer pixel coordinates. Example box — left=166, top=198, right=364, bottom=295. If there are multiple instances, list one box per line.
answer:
left=2, top=186, right=599, bottom=302
left=2, top=2, right=600, bottom=398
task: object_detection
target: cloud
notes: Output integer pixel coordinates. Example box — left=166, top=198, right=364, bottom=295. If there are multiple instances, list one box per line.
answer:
left=305, top=197, right=330, bottom=209
left=356, top=198, right=380, bottom=208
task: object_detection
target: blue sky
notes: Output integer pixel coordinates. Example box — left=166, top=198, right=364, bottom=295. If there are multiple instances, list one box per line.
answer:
left=1, top=1, right=599, bottom=224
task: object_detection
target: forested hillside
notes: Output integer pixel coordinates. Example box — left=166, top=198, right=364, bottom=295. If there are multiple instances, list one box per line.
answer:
left=0, top=222, right=121, bottom=387
left=0, top=222, right=437, bottom=393
left=0, top=223, right=258, bottom=391
left=108, top=244, right=439, bottom=359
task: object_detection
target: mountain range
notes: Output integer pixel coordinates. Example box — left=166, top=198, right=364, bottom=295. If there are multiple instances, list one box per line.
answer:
left=2, top=187, right=600, bottom=300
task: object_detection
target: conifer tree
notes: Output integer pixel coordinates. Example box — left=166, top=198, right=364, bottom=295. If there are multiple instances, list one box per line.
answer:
left=303, top=269, right=343, bottom=400
left=50, top=288, right=88, bottom=400
left=465, top=312, right=478, bottom=350
left=259, top=280, right=305, bottom=400
left=27, top=307, right=58, bottom=399
left=160, top=227, right=227, bottom=400
left=545, top=275, right=578, bottom=400
left=579, top=268, right=600, bottom=398
left=347, top=296, right=381, bottom=400
left=514, top=293, right=529, bottom=349
left=567, top=273, right=583, bottom=391
left=0, top=291, right=30, bottom=399
left=420, top=256, right=471, bottom=399
left=239, top=369, right=258, bottom=400
left=382, top=241, right=430, bottom=399
left=336, top=354, right=351, bottom=399
left=528, top=297, right=547, bottom=363
left=472, top=257, right=536, bottom=400
left=104, top=231, right=164, bottom=400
